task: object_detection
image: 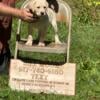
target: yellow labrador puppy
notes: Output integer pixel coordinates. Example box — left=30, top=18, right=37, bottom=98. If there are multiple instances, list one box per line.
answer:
left=21, top=0, right=49, bottom=46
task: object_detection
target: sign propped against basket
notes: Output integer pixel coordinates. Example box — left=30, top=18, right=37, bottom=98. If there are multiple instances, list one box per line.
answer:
left=9, top=59, right=76, bottom=95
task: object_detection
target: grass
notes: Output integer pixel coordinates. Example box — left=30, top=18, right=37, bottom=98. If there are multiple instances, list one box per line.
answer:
left=0, top=16, right=99, bottom=100
left=0, top=1, right=100, bottom=99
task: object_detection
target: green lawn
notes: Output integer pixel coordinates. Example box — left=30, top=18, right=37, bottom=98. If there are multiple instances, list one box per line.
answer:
left=0, top=16, right=100, bottom=100
left=0, top=0, right=100, bottom=99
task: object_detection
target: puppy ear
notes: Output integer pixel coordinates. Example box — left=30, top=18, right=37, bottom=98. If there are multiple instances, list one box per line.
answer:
left=46, top=2, right=49, bottom=8
left=27, top=0, right=36, bottom=10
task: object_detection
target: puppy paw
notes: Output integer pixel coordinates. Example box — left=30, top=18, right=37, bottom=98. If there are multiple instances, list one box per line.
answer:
left=55, top=40, right=62, bottom=44
left=55, top=35, right=62, bottom=44
left=38, top=42, right=45, bottom=47
left=25, top=35, right=33, bottom=46
left=25, top=40, right=33, bottom=46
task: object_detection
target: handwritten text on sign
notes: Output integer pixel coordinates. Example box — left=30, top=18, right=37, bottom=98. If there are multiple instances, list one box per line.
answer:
left=9, top=59, right=76, bottom=95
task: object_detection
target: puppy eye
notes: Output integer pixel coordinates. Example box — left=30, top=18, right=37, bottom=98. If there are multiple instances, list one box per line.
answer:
left=44, top=6, right=46, bottom=9
left=37, top=6, right=40, bottom=9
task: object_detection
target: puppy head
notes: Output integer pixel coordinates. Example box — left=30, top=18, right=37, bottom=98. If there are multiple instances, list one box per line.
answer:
left=28, top=0, right=48, bottom=17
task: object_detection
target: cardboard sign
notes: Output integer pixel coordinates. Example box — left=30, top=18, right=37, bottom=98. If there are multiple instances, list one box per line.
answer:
left=9, top=59, right=76, bottom=95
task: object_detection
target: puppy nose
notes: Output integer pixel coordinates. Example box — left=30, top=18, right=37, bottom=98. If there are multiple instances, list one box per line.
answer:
left=41, top=12, right=44, bottom=15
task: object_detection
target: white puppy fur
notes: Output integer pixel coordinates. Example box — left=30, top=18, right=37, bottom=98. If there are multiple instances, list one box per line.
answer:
left=20, top=0, right=71, bottom=46
left=22, top=0, right=51, bottom=46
